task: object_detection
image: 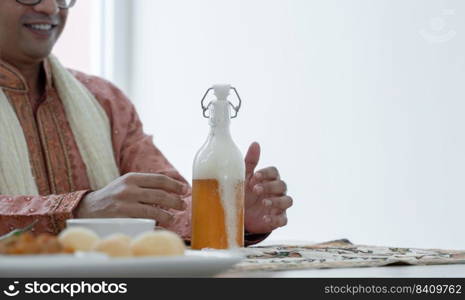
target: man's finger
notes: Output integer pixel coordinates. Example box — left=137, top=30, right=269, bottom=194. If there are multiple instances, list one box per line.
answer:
left=271, top=213, right=288, bottom=228
left=248, top=166, right=280, bottom=189
left=263, top=196, right=293, bottom=210
left=263, top=213, right=288, bottom=229
left=124, top=173, right=187, bottom=195
left=244, top=142, right=261, bottom=179
left=254, top=167, right=280, bottom=182
left=137, top=188, right=186, bottom=211
left=254, top=180, right=287, bottom=196
left=123, top=202, right=174, bottom=225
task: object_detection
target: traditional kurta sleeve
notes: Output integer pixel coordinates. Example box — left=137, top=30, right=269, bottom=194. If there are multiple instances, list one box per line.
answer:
left=111, top=96, right=193, bottom=241
left=76, top=74, right=193, bottom=241
left=0, top=190, right=88, bottom=236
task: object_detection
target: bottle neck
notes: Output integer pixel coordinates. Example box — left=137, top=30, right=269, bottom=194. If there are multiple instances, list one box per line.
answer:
left=209, top=123, right=232, bottom=139
left=208, top=99, right=232, bottom=139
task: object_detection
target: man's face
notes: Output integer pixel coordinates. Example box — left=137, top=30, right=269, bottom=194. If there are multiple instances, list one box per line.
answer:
left=0, top=0, right=68, bottom=64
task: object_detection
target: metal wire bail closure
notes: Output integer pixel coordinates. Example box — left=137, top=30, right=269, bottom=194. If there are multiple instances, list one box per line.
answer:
left=201, top=86, right=242, bottom=119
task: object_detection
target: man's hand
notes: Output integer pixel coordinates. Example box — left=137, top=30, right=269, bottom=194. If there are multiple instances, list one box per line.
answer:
left=76, top=173, right=188, bottom=227
left=244, top=142, right=293, bottom=234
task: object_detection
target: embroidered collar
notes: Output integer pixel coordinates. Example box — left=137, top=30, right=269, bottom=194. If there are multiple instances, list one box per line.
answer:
left=0, top=58, right=54, bottom=93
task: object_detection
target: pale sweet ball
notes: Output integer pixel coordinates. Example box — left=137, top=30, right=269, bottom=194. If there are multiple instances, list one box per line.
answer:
left=58, top=227, right=100, bottom=252
left=93, top=234, right=132, bottom=257
left=131, top=231, right=185, bottom=257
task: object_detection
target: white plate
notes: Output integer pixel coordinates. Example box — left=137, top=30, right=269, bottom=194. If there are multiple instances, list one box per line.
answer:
left=0, top=250, right=243, bottom=277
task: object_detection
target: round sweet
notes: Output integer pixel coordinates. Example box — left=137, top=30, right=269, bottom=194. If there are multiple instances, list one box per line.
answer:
left=130, top=230, right=185, bottom=257
left=93, top=234, right=132, bottom=257
left=58, top=227, right=100, bottom=252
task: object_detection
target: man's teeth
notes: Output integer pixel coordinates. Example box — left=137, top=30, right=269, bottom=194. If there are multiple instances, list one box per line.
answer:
left=27, top=24, right=54, bottom=31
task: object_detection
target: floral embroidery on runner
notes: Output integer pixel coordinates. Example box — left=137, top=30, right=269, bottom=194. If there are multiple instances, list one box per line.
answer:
left=231, top=239, right=465, bottom=272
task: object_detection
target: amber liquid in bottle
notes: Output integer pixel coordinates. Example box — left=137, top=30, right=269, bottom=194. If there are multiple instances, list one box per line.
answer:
left=192, top=179, right=244, bottom=249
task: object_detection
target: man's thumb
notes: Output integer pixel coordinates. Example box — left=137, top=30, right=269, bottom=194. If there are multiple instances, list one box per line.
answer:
left=245, top=142, right=261, bottom=178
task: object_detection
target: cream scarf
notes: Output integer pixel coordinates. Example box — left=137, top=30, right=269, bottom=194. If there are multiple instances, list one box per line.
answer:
left=0, top=55, right=120, bottom=195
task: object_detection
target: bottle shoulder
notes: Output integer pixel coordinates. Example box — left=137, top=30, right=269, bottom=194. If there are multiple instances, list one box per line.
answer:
left=193, top=137, right=245, bottom=180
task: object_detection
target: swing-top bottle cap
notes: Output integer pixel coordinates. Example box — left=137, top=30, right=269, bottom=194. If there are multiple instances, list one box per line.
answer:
left=201, top=84, right=242, bottom=119
left=213, top=84, right=231, bottom=100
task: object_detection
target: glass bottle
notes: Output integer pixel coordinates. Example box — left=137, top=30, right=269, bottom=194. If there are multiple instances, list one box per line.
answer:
left=192, top=84, right=245, bottom=249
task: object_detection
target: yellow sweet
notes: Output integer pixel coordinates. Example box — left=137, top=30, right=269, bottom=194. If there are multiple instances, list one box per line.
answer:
left=92, top=234, right=132, bottom=257
left=131, top=230, right=185, bottom=257
left=58, top=227, right=100, bottom=252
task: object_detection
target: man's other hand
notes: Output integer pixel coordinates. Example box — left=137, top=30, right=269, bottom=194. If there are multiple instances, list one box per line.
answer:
left=76, top=173, right=188, bottom=227
left=244, top=142, right=293, bottom=234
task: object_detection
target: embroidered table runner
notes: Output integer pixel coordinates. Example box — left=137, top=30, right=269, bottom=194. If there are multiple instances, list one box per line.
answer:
left=231, top=239, right=465, bottom=273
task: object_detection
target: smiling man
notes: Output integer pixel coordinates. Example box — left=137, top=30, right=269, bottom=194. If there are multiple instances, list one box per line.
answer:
left=0, top=0, right=293, bottom=245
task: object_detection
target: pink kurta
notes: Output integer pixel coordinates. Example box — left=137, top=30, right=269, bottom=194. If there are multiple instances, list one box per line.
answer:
left=0, top=59, right=267, bottom=245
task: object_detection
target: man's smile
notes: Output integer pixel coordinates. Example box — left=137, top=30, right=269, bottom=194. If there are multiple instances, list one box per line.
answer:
left=23, top=21, right=59, bottom=38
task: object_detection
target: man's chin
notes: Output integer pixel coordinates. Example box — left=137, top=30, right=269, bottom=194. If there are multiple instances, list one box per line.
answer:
left=23, top=48, right=54, bottom=62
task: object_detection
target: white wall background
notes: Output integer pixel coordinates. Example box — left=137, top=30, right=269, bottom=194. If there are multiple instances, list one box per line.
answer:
left=128, top=0, right=465, bottom=249
left=54, top=0, right=133, bottom=93
left=53, top=0, right=96, bottom=74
